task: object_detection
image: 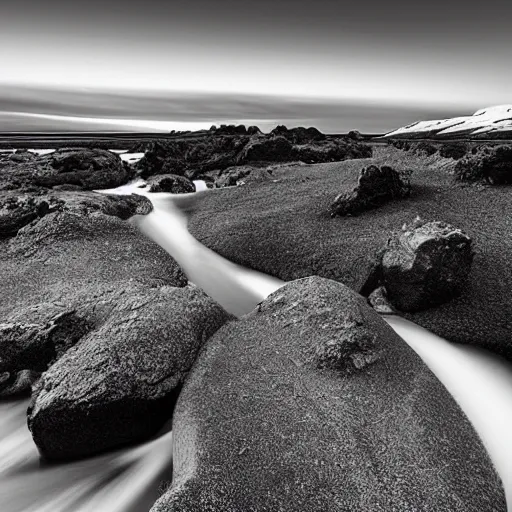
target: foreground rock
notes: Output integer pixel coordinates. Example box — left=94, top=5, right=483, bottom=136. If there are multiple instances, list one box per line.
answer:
left=455, top=144, right=512, bottom=184
left=373, top=219, right=474, bottom=312
left=152, top=277, right=504, bottom=512
left=330, top=165, right=411, bottom=217
left=28, top=286, right=233, bottom=460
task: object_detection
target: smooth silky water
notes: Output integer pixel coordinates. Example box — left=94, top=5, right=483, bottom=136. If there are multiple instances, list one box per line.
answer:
left=1, top=175, right=511, bottom=511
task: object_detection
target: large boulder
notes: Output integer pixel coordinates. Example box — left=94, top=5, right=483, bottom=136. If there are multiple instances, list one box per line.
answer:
left=330, top=165, right=411, bottom=217
left=152, top=277, right=504, bottom=512
left=455, top=144, right=512, bottom=184
left=28, top=285, right=234, bottom=460
left=377, top=219, right=474, bottom=312
left=34, top=149, right=133, bottom=190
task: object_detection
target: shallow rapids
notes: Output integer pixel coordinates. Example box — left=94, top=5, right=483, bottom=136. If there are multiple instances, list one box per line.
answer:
left=0, top=400, right=173, bottom=512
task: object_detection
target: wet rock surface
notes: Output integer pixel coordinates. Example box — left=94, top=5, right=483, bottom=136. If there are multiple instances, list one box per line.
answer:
left=153, top=277, right=505, bottom=512
left=330, top=165, right=411, bottom=217
left=377, top=219, right=474, bottom=312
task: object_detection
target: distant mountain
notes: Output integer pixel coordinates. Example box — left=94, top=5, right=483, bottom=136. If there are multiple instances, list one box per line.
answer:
left=384, top=105, right=512, bottom=139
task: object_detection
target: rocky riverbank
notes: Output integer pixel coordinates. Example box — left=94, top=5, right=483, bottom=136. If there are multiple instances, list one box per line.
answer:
left=0, top=126, right=510, bottom=510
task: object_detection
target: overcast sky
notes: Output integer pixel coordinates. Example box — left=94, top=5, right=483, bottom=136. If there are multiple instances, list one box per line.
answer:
left=0, top=0, right=510, bottom=132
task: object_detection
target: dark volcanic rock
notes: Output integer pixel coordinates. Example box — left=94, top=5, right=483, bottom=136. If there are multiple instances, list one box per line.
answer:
left=455, top=144, right=512, bottom=184
left=238, top=136, right=294, bottom=162
left=270, top=126, right=326, bottom=144
left=247, top=125, right=262, bottom=135
left=98, top=194, right=154, bottom=219
left=213, top=166, right=273, bottom=188
left=28, top=286, right=233, bottom=460
left=295, top=140, right=372, bottom=164
left=439, top=143, right=468, bottom=160
left=0, top=310, right=89, bottom=397
left=152, top=277, right=504, bottom=512
left=33, top=149, right=133, bottom=190
left=0, top=195, right=65, bottom=238
left=146, top=174, right=195, bottom=194
left=378, top=219, right=474, bottom=312
left=330, top=165, right=411, bottom=217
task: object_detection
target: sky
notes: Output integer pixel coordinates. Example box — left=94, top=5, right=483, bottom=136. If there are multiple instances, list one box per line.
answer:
left=0, top=0, right=510, bottom=133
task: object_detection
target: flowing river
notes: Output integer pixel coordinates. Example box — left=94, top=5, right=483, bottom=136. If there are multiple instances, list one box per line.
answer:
left=1, top=177, right=511, bottom=511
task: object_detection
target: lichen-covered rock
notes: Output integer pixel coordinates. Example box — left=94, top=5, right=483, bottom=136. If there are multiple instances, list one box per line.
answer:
left=27, top=286, right=234, bottom=460
left=152, top=276, right=504, bottom=512
left=455, top=144, right=512, bottom=184
left=330, top=165, right=411, bottom=217
left=146, top=174, right=195, bottom=194
left=33, top=149, right=133, bottom=190
left=379, top=219, right=474, bottom=312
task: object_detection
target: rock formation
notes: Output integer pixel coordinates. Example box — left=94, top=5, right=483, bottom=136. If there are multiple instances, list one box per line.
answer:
left=455, top=144, right=512, bottom=184
left=28, top=286, right=234, bottom=460
left=152, top=277, right=505, bottom=512
left=377, top=219, right=474, bottom=312
left=330, top=165, right=411, bottom=217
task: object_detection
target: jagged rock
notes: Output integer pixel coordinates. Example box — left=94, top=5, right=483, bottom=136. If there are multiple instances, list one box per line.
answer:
left=238, top=136, right=294, bottom=162
left=28, top=286, right=234, bottom=460
left=455, top=144, right=512, bottom=184
left=367, top=286, right=397, bottom=315
left=330, top=165, right=411, bottom=217
left=270, top=126, right=326, bottom=144
left=0, top=311, right=89, bottom=397
left=146, top=174, right=195, bottom=193
left=378, top=219, right=474, bottom=312
left=33, top=149, right=133, bottom=190
left=152, top=276, right=504, bottom=512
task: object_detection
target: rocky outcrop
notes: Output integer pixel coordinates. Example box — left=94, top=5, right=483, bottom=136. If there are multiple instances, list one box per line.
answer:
left=152, top=277, right=504, bottom=512
left=34, top=149, right=133, bottom=190
left=375, top=219, right=474, bottom=312
left=0, top=196, right=65, bottom=238
left=237, top=135, right=294, bottom=163
left=330, top=165, right=411, bottom=217
left=146, top=174, right=195, bottom=193
left=0, top=310, right=89, bottom=397
left=270, top=125, right=326, bottom=144
left=295, top=139, right=372, bottom=163
left=28, top=286, right=233, bottom=460
left=455, top=144, right=512, bottom=184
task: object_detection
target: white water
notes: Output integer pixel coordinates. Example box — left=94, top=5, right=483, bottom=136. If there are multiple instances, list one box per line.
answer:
left=0, top=400, right=173, bottom=512
left=1, top=180, right=511, bottom=510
